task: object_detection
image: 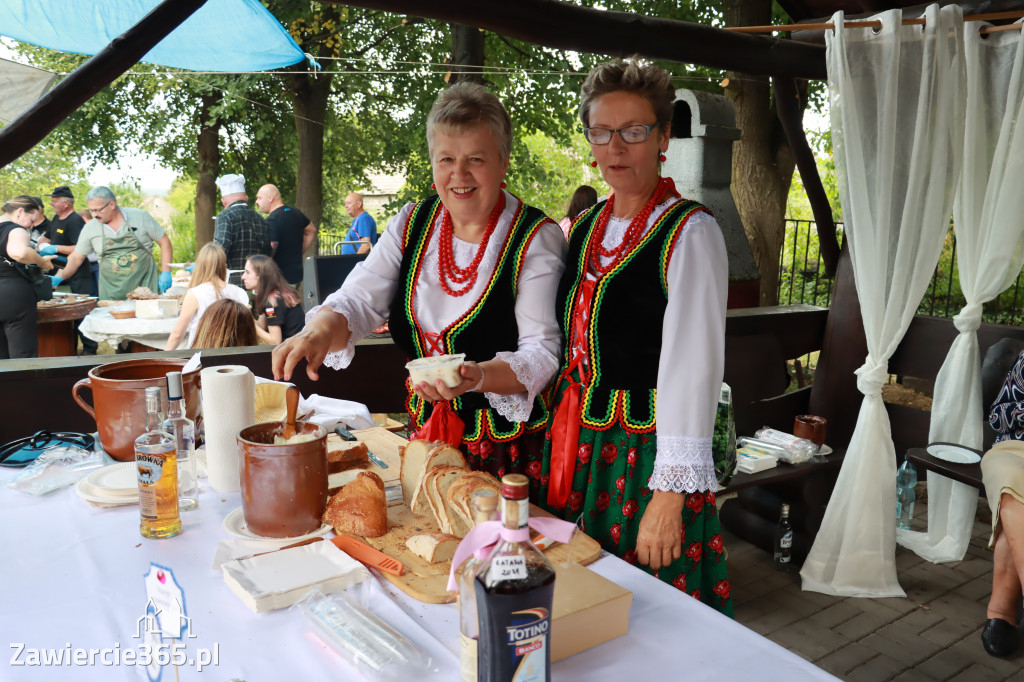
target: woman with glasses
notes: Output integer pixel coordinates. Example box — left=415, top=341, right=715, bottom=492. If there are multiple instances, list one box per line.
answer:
left=540, top=59, right=732, bottom=614
left=272, top=82, right=566, bottom=489
left=0, top=196, right=56, bottom=358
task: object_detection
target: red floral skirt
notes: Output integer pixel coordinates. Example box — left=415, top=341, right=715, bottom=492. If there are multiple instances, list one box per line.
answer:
left=537, top=421, right=733, bottom=616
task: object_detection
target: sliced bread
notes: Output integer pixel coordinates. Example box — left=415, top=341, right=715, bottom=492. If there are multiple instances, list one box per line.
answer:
left=406, top=533, right=460, bottom=564
left=400, top=440, right=438, bottom=506
left=427, top=465, right=470, bottom=534
left=445, top=471, right=501, bottom=537
left=410, top=445, right=467, bottom=515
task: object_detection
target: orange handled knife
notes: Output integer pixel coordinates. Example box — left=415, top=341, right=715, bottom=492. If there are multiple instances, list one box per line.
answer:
left=331, top=534, right=405, bottom=577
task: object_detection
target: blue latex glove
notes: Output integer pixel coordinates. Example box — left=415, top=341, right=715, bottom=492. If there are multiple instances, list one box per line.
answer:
left=185, top=263, right=195, bottom=272
left=158, top=270, right=172, bottom=293
left=50, top=275, right=63, bottom=288
left=38, top=244, right=58, bottom=256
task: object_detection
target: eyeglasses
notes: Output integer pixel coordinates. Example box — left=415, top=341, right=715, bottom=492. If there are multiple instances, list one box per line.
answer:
left=584, top=123, right=660, bottom=145
left=91, top=200, right=113, bottom=214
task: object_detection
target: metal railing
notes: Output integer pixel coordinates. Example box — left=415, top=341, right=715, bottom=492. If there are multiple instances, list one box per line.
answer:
left=776, top=219, right=1024, bottom=326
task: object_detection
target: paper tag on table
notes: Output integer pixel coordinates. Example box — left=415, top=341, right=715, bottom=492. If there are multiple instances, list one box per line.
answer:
left=142, top=563, right=189, bottom=639
left=489, top=556, right=527, bottom=581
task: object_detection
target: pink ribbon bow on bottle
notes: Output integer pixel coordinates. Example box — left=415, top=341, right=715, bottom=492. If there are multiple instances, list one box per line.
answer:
left=446, top=516, right=578, bottom=592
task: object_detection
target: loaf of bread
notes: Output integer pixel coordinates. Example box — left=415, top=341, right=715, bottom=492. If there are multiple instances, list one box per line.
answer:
left=400, top=440, right=440, bottom=507
left=406, top=533, right=460, bottom=563
left=409, top=445, right=467, bottom=515
left=323, top=471, right=388, bottom=538
left=327, top=441, right=370, bottom=473
left=445, top=471, right=501, bottom=537
left=426, top=465, right=471, bottom=535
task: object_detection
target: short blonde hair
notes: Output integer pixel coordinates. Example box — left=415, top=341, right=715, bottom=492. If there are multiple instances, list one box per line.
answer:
left=426, top=81, right=513, bottom=160
left=579, top=58, right=675, bottom=129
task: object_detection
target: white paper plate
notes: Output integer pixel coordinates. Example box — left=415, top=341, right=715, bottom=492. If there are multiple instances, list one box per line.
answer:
left=75, top=478, right=138, bottom=506
left=85, top=462, right=138, bottom=496
left=818, top=444, right=833, bottom=456
left=926, top=443, right=981, bottom=465
left=222, top=506, right=332, bottom=542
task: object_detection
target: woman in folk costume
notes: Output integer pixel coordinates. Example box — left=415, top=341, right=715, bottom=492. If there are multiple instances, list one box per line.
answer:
left=539, top=59, right=732, bottom=615
left=273, top=82, right=566, bottom=491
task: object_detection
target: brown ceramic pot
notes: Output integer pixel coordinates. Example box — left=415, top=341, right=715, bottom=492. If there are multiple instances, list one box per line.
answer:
left=237, top=422, right=328, bottom=538
left=793, top=414, right=827, bottom=447
left=71, top=358, right=201, bottom=461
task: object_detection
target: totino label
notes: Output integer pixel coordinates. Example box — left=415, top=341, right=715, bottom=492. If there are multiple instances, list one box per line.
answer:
left=505, top=608, right=549, bottom=681
left=490, top=556, right=528, bottom=582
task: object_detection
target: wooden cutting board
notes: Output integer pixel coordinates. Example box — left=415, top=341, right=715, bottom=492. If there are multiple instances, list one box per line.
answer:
left=325, top=426, right=404, bottom=488
left=361, top=503, right=603, bottom=604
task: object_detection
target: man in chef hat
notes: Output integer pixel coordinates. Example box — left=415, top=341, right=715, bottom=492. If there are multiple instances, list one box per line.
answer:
left=213, top=173, right=271, bottom=287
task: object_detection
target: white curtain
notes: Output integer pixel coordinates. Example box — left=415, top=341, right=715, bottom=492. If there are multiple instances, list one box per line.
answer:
left=899, top=20, right=1024, bottom=563
left=0, top=58, right=55, bottom=124
left=800, top=5, right=965, bottom=597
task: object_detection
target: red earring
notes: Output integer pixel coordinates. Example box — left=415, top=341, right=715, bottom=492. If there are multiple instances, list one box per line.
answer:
left=659, top=154, right=667, bottom=162
left=591, top=160, right=598, bottom=168
left=431, top=183, right=436, bottom=190
left=500, top=182, right=506, bottom=189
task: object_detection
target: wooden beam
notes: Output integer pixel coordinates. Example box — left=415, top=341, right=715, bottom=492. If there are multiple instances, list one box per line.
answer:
left=773, top=76, right=839, bottom=276
left=324, top=0, right=827, bottom=80
left=0, top=0, right=209, bottom=168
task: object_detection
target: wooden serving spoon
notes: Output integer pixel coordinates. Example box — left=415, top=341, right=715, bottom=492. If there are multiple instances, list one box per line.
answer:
left=282, top=384, right=300, bottom=440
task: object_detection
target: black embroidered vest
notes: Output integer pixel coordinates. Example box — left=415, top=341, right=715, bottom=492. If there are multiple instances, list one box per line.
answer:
left=389, top=196, right=551, bottom=442
left=556, top=199, right=709, bottom=431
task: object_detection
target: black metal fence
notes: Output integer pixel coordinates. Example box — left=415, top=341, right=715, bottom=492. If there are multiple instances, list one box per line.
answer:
left=776, top=219, right=1024, bottom=327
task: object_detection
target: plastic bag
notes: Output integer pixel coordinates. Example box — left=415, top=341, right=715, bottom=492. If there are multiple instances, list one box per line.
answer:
left=294, top=586, right=435, bottom=681
left=7, top=446, right=103, bottom=495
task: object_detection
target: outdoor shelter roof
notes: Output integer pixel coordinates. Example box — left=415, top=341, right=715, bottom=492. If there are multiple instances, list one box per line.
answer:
left=0, top=0, right=304, bottom=72
left=777, top=0, right=1024, bottom=22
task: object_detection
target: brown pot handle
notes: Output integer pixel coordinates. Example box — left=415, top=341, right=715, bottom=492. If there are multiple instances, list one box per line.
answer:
left=72, top=377, right=95, bottom=421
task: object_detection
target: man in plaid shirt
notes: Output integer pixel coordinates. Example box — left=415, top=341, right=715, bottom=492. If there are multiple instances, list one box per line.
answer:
left=214, top=174, right=271, bottom=286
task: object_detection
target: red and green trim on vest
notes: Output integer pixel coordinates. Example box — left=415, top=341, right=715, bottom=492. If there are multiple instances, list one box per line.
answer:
left=388, top=194, right=553, bottom=444
left=556, top=197, right=709, bottom=435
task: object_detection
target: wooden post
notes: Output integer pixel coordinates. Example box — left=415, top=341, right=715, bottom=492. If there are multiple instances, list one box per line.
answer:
left=0, top=0, right=209, bottom=168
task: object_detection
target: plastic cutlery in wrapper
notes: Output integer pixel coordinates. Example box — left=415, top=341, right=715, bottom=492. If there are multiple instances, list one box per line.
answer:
left=294, top=586, right=436, bottom=681
left=7, top=445, right=103, bottom=495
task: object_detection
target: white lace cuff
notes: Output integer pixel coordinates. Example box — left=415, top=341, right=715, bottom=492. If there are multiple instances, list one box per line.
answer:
left=305, top=295, right=377, bottom=371
left=648, top=434, right=718, bottom=493
left=483, top=349, right=556, bottom=423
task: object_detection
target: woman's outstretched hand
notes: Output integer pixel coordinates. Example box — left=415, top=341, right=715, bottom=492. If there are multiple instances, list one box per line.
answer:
left=636, top=490, right=685, bottom=570
left=271, top=309, right=349, bottom=382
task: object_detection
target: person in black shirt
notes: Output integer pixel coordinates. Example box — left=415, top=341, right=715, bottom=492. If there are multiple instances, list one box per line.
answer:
left=44, top=186, right=97, bottom=354
left=255, top=184, right=317, bottom=288
left=241, top=255, right=304, bottom=345
left=28, top=197, right=52, bottom=246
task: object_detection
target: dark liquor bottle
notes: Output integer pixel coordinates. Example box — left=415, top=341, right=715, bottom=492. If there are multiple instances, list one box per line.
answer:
left=474, top=474, right=555, bottom=682
left=773, top=503, right=792, bottom=570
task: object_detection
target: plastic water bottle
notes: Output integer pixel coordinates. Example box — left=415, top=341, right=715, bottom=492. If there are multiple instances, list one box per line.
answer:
left=896, top=457, right=918, bottom=530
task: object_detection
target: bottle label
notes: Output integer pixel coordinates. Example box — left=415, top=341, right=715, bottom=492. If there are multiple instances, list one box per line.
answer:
left=505, top=608, right=549, bottom=681
left=136, top=454, right=165, bottom=486
left=490, top=556, right=528, bottom=582
left=460, top=631, right=477, bottom=682
left=781, top=531, right=792, bottom=549
left=757, top=428, right=801, bottom=448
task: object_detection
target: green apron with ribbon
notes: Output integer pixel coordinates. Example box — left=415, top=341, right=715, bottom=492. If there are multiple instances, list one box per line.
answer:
left=98, top=224, right=159, bottom=300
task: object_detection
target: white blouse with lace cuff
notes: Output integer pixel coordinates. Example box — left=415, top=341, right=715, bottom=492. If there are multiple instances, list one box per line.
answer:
left=307, top=192, right=566, bottom=422
left=590, top=202, right=727, bottom=494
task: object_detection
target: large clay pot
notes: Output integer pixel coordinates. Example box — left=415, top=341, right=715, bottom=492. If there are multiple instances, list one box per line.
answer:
left=72, top=358, right=201, bottom=461
left=237, top=422, right=328, bottom=538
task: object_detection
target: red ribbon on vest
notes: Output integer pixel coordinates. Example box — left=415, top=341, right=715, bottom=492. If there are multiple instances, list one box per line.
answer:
left=418, top=400, right=465, bottom=447
left=546, top=279, right=595, bottom=509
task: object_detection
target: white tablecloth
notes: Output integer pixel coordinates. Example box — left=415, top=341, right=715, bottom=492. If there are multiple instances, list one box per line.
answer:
left=79, top=307, right=177, bottom=351
left=0, top=466, right=835, bottom=681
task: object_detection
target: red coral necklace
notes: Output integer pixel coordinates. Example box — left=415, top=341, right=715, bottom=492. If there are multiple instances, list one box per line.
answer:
left=438, top=192, right=506, bottom=297
left=588, top=176, right=679, bottom=276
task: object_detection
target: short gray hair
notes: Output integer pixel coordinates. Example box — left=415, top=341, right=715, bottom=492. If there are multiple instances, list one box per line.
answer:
left=579, top=58, right=675, bottom=129
left=426, top=81, right=513, bottom=160
left=86, top=186, right=116, bottom=204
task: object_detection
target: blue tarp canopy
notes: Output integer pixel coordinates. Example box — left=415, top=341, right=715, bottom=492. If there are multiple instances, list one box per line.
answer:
left=0, top=0, right=304, bottom=72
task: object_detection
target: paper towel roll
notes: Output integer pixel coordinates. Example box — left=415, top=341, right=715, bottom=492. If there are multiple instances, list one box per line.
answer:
left=201, top=365, right=255, bottom=493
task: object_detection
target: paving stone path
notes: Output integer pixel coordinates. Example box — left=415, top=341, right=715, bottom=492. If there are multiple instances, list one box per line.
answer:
left=725, top=497, right=1024, bottom=680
